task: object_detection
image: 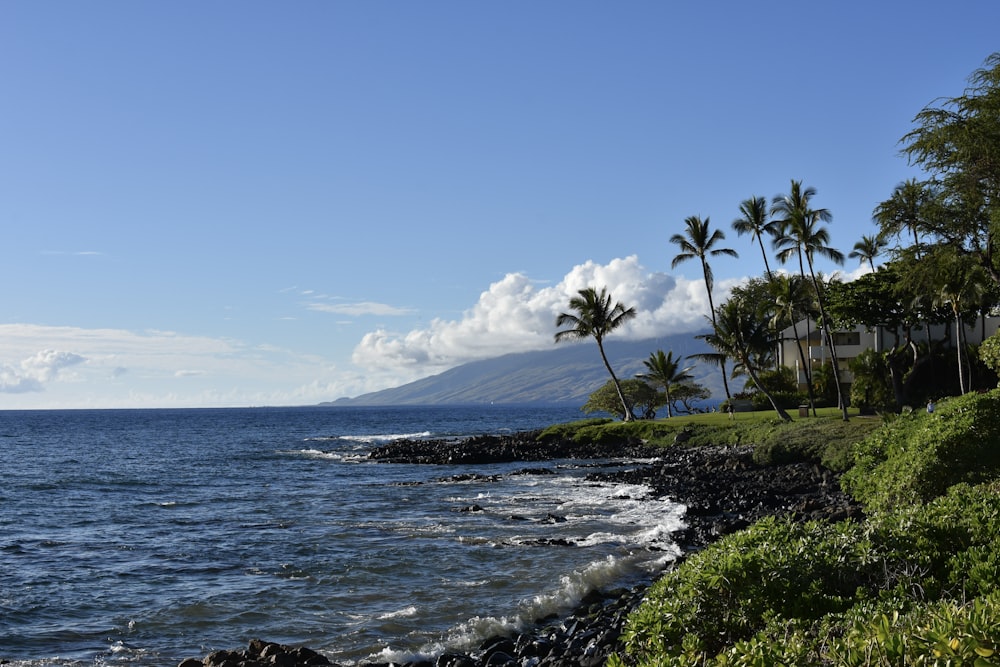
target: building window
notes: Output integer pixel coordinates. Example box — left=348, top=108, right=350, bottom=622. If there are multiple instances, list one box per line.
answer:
left=834, top=331, right=861, bottom=346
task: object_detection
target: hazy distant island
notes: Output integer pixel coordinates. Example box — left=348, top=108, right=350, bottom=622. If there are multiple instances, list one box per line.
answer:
left=321, top=335, right=719, bottom=408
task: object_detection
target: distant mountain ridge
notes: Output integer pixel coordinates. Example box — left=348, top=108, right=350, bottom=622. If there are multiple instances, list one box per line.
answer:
left=324, top=333, right=719, bottom=406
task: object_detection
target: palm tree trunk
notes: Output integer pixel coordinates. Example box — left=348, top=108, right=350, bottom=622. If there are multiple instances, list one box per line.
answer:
left=789, top=320, right=818, bottom=416
left=598, top=341, right=633, bottom=421
left=758, top=236, right=773, bottom=281
left=808, top=264, right=849, bottom=421
left=955, top=310, right=967, bottom=395
left=744, top=358, right=791, bottom=421
left=702, top=263, right=733, bottom=404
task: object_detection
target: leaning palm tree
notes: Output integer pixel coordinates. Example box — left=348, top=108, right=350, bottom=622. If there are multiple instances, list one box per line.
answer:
left=697, top=299, right=792, bottom=422
left=848, top=234, right=887, bottom=273
left=637, top=349, right=694, bottom=418
left=555, top=286, right=638, bottom=421
left=670, top=215, right=739, bottom=403
left=768, top=273, right=818, bottom=415
left=772, top=180, right=849, bottom=420
left=732, top=196, right=780, bottom=279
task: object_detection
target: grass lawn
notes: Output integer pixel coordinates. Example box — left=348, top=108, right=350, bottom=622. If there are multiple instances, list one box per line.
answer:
left=542, top=406, right=885, bottom=470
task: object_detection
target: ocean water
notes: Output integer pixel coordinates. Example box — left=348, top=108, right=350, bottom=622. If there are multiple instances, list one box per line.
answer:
left=0, top=406, right=684, bottom=666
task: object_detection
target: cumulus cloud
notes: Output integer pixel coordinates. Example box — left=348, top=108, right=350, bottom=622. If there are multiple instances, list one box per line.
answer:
left=352, top=255, right=739, bottom=373
left=0, top=349, right=86, bottom=393
left=0, top=366, right=43, bottom=393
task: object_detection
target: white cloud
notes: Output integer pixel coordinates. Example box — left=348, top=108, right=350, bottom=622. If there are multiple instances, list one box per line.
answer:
left=0, top=324, right=356, bottom=408
left=352, top=255, right=733, bottom=373
left=21, top=349, right=86, bottom=381
left=0, top=366, right=43, bottom=393
left=0, top=255, right=754, bottom=408
left=307, top=301, right=416, bottom=316
left=0, top=349, right=86, bottom=393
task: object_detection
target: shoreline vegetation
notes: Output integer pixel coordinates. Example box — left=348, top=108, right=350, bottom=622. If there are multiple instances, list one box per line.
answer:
left=180, top=394, right=1000, bottom=667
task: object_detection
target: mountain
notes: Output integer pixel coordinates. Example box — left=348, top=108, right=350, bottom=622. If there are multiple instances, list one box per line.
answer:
left=324, top=333, right=722, bottom=406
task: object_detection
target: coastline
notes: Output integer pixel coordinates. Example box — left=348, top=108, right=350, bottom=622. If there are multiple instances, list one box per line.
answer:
left=183, top=433, right=860, bottom=667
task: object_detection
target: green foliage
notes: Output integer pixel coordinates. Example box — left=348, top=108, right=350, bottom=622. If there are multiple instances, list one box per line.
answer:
left=828, top=592, right=1000, bottom=667
left=536, top=418, right=610, bottom=442
left=849, top=348, right=896, bottom=413
left=538, top=409, right=880, bottom=462
left=755, top=365, right=798, bottom=394
left=811, top=361, right=839, bottom=406
left=617, top=481, right=1000, bottom=667
left=610, top=55, right=1000, bottom=667
left=637, top=349, right=699, bottom=418
left=747, top=389, right=805, bottom=411
left=669, top=381, right=711, bottom=415
left=738, top=367, right=805, bottom=411
left=841, top=389, right=1000, bottom=514
left=621, top=517, right=868, bottom=660
left=581, top=378, right=662, bottom=420
left=751, top=417, right=878, bottom=471
left=979, top=331, right=1000, bottom=383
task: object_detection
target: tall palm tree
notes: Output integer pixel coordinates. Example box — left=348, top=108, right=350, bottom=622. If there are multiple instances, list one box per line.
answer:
left=768, top=273, right=818, bottom=415
left=637, top=349, right=693, bottom=418
left=848, top=234, right=887, bottom=272
left=772, top=180, right=849, bottom=420
left=555, top=286, right=638, bottom=421
left=670, top=215, right=739, bottom=402
left=732, top=196, right=780, bottom=279
left=873, top=178, right=939, bottom=347
left=697, top=299, right=792, bottom=422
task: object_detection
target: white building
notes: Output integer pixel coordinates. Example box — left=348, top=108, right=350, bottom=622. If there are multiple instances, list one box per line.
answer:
left=776, top=316, right=1000, bottom=392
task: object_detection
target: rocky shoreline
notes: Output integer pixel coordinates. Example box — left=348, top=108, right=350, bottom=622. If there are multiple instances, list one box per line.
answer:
left=183, top=432, right=861, bottom=667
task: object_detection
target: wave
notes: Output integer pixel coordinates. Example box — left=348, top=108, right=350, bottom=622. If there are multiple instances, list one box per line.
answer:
left=304, top=431, right=433, bottom=445
left=407, top=550, right=677, bottom=661
left=377, top=605, right=419, bottom=620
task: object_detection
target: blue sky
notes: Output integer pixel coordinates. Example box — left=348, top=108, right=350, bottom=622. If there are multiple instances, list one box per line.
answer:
left=2, top=2, right=998, bottom=409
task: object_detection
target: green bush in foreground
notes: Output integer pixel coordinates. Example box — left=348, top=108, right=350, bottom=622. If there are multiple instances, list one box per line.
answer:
left=613, top=481, right=1000, bottom=667
left=841, top=389, right=1000, bottom=514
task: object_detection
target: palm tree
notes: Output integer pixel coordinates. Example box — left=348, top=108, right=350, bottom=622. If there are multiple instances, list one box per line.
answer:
left=932, top=259, right=989, bottom=395
left=697, top=299, right=792, bottom=422
left=555, top=286, right=638, bottom=421
left=637, top=350, right=694, bottom=418
left=873, top=178, right=939, bottom=347
left=768, top=273, right=818, bottom=415
left=670, top=215, right=739, bottom=402
left=848, top=234, right=887, bottom=272
left=732, top=196, right=780, bottom=279
left=872, top=178, right=934, bottom=250
left=772, top=180, right=849, bottom=420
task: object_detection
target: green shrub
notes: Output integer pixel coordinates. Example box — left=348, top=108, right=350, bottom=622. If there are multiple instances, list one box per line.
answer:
left=750, top=417, right=880, bottom=471
left=849, top=348, right=896, bottom=413
left=979, top=331, right=1000, bottom=383
left=620, top=517, right=870, bottom=659
left=748, top=389, right=806, bottom=411
left=827, top=591, right=1000, bottom=667
left=616, top=481, right=1000, bottom=667
left=841, top=389, right=1000, bottom=514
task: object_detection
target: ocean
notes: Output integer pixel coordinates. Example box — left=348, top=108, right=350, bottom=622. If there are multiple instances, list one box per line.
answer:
left=0, top=406, right=684, bottom=666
